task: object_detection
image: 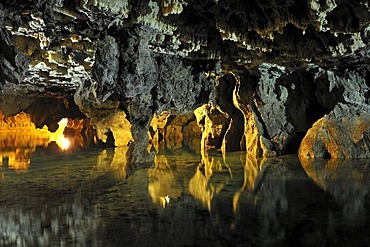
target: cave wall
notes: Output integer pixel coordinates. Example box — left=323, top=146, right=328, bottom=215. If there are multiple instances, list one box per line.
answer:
left=1, top=0, right=370, bottom=162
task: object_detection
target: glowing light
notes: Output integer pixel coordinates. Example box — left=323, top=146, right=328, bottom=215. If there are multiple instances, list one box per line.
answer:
left=159, top=195, right=170, bottom=208
left=50, top=118, right=70, bottom=150
left=58, top=137, right=70, bottom=150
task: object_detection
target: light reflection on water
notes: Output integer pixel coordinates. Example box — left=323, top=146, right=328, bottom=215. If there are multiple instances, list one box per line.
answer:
left=0, top=147, right=370, bottom=246
left=0, top=118, right=79, bottom=172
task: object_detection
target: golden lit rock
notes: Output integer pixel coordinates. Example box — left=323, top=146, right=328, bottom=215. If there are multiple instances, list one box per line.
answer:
left=49, top=118, right=70, bottom=150
left=160, top=0, right=185, bottom=16
left=182, top=116, right=202, bottom=152
left=0, top=111, right=87, bottom=171
left=299, top=105, right=370, bottom=159
left=74, top=82, right=133, bottom=147
left=194, top=104, right=229, bottom=155
left=232, top=81, right=274, bottom=158
left=149, top=112, right=171, bottom=152
left=149, top=112, right=201, bottom=153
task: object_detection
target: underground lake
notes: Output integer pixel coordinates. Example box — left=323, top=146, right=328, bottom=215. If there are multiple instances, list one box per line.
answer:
left=1, top=129, right=370, bottom=247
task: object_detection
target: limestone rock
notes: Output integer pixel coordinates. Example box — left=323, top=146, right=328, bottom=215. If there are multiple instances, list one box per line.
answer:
left=0, top=27, right=29, bottom=87
left=299, top=104, right=370, bottom=159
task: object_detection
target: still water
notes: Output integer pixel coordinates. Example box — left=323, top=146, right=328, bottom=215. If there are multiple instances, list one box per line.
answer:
left=1, top=142, right=370, bottom=246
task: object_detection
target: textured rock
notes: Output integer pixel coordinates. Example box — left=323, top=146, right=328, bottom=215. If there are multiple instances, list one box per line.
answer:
left=74, top=80, right=133, bottom=146
left=299, top=103, right=370, bottom=159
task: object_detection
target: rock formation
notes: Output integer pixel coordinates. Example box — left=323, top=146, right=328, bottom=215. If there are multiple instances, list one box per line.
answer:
left=1, top=0, right=370, bottom=162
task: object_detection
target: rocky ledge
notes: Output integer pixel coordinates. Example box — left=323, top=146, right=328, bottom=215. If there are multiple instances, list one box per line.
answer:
left=1, top=0, right=370, bottom=163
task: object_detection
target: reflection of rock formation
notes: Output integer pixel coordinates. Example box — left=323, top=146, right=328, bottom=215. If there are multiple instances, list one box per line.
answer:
left=96, top=146, right=130, bottom=181
left=255, top=159, right=288, bottom=244
left=0, top=148, right=33, bottom=171
left=188, top=152, right=228, bottom=211
left=0, top=111, right=89, bottom=171
left=187, top=150, right=270, bottom=216
left=300, top=157, right=370, bottom=223
left=187, top=151, right=290, bottom=244
left=0, top=198, right=99, bottom=247
left=233, top=155, right=266, bottom=216
left=149, top=112, right=202, bottom=154
left=148, top=155, right=182, bottom=208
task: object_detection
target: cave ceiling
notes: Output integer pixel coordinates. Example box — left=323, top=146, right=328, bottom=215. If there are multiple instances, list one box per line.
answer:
left=1, top=0, right=369, bottom=92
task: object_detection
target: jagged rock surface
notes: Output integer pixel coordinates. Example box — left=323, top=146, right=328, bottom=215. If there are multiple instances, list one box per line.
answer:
left=299, top=103, right=370, bottom=159
left=1, top=0, right=370, bottom=160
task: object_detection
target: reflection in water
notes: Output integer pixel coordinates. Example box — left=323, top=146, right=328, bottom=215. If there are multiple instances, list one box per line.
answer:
left=148, top=155, right=182, bottom=208
left=255, top=159, right=288, bottom=244
left=0, top=149, right=111, bottom=247
left=188, top=151, right=226, bottom=211
left=0, top=113, right=81, bottom=171
left=0, top=198, right=99, bottom=247
left=300, top=157, right=370, bottom=223
left=96, top=146, right=130, bottom=181
left=1, top=141, right=370, bottom=246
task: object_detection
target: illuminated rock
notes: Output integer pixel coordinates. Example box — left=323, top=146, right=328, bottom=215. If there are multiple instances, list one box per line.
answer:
left=148, top=112, right=170, bottom=152
left=150, top=112, right=202, bottom=153
left=299, top=104, right=370, bottom=159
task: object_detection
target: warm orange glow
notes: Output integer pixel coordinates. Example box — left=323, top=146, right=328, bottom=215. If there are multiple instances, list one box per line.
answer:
left=0, top=113, right=84, bottom=172
left=96, top=146, right=129, bottom=181
left=58, top=137, right=70, bottom=150
left=159, top=195, right=170, bottom=208
left=49, top=118, right=70, bottom=151
left=188, top=151, right=229, bottom=212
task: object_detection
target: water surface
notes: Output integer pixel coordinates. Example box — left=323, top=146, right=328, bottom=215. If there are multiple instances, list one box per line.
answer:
left=1, top=145, right=370, bottom=246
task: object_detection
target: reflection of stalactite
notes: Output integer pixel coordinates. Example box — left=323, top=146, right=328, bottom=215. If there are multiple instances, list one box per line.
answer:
left=233, top=154, right=267, bottom=230
left=147, top=155, right=182, bottom=208
left=233, top=155, right=266, bottom=221
left=188, top=152, right=228, bottom=211
left=188, top=163, right=214, bottom=211
left=96, top=147, right=130, bottom=181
